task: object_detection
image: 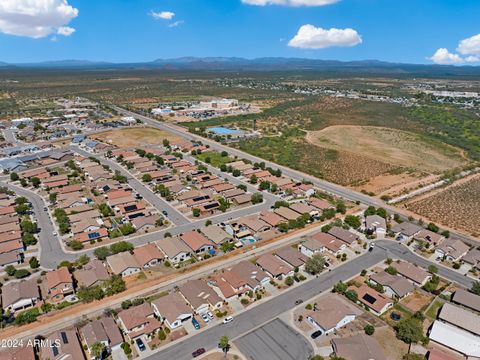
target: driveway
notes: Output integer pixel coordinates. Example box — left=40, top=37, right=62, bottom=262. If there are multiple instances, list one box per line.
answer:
left=235, top=318, right=313, bottom=360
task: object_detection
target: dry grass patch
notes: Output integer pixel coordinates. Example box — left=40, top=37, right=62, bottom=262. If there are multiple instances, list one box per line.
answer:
left=91, top=127, right=181, bottom=148
left=307, top=125, right=467, bottom=173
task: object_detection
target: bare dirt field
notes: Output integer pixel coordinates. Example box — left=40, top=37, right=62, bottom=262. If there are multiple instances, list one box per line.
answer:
left=400, top=291, right=433, bottom=313
left=91, top=127, right=181, bottom=148
left=405, top=173, right=480, bottom=236
left=307, top=125, right=467, bottom=173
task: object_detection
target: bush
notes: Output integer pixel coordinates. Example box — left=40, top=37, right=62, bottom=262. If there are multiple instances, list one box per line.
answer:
left=240, top=298, right=249, bottom=305
left=121, top=342, right=132, bottom=356
left=305, top=304, right=313, bottom=310
left=14, top=269, right=30, bottom=279
left=285, top=276, right=294, bottom=286
left=364, top=324, right=375, bottom=335
left=158, top=329, right=167, bottom=341
left=15, top=308, right=40, bottom=325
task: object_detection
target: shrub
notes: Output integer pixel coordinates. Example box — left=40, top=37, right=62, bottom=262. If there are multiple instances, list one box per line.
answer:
left=364, top=324, right=375, bottom=335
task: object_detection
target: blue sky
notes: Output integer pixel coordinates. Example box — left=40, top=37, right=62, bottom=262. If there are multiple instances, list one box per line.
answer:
left=0, top=0, right=479, bottom=65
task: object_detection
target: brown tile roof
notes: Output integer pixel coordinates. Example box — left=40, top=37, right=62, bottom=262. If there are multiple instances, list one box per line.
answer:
left=256, top=253, right=292, bottom=277
left=332, top=334, right=386, bottom=360
left=452, top=289, right=480, bottom=313
left=151, top=292, right=192, bottom=325
left=106, top=252, right=140, bottom=275
left=39, top=330, right=84, bottom=360
left=260, top=211, right=286, bottom=227
left=133, top=243, right=165, bottom=266
left=75, top=260, right=110, bottom=288
left=438, top=302, right=480, bottom=335
left=1, top=280, right=39, bottom=308
left=178, top=279, right=222, bottom=309
left=274, top=246, right=308, bottom=267
left=395, top=261, right=430, bottom=284
left=328, top=226, right=359, bottom=245
left=118, top=302, right=154, bottom=331
left=46, top=267, right=72, bottom=290
left=356, top=285, right=392, bottom=314
left=180, top=231, right=215, bottom=251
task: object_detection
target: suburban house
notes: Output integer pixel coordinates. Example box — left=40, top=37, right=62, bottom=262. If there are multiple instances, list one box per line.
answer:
left=414, top=229, right=445, bottom=246
left=394, top=261, right=431, bottom=286
left=429, top=320, right=480, bottom=358
left=80, top=317, right=123, bottom=359
left=255, top=253, right=293, bottom=279
left=364, top=215, right=387, bottom=238
left=200, top=225, right=233, bottom=245
left=331, top=334, right=386, bottom=360
left=356, top=285, right=393, bottom=315
left=157, top=237, right=191, bottom=264
left=46, top=267, right=74, bottom=302
left=106, top=252, right=141, bottom=277
left=180, top=231, right=216, bottom=254
left=39, top=330, right=84, bottom=360
left=117, top=302, right=161, bottom=340
left=228, top=260, right=270, bottom=291
left=274, top=246, right=308, bottom=269
left=306, top=295, right=357, bottom=335
left=1, top=280, right=40, bottom=312
left=438, top=302, right=480, bottom=336
left=312, top=232, right=347, bottom=255
left=391, top=222, right=422, bottom=241
left=178, top=279, right=223, bottom=314
left=299, top=238, right=326, bottom=258
left=434, top=239, right=470, bottom=262
left=369, top=271, right=415, bottom=299
left=328, top=226, right=359, bottom=245
left=151, top=292, right=192, bottom=330
left=462, top=248, right=480, bottom=270
left=452, top=289, right=480, bottom=313
left=133, top=243, right=164, bottom=268
left=74, top=259, right=110, bottom=288
left=0, top=346, right=35, bottom=360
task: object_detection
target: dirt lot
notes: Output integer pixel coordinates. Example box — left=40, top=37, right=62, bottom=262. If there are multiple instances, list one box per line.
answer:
left=307, top=125, right=466, bottom=173
left=91, top=127, right=182, bottom=148
left=400, top=291, right=433, bottom=313
left=405, top=173, right=480, bottom=236
left=374, top=326, right=409, bottom=360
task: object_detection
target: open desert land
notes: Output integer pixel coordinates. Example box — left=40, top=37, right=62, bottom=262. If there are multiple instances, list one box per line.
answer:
left=306, top=125, right=467, bottom=173
left=91, top=127, right=182, bottom=148
left=404, top=173, right=480, bottom=236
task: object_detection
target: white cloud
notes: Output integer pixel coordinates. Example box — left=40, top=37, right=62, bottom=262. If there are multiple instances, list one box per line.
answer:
left=465, top=55, right=480, bottom=63
left=0, top=0, right=78, bottom=38
left=151, top=11, right=175, bottom=20
left=456, top=33, right=480, bottom=56
left=288, top=24, right=362, bottom=49
left=242, top=0, right=339, bottom=6
left=168, top=20, right=184, bottom=28
left=57, top=26, right=74, bottom=36
left=429, top=48, right=464, bottom=65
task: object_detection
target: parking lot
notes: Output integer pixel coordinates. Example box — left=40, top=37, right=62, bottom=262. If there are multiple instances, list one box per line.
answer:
left=235, top=318, right=313, bottom=360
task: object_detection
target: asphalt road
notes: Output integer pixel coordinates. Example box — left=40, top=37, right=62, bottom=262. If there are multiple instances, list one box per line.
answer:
left=114, top=107, right=480, bottom=248
left=0, top=181, right=77, bottom=268
left=147, top=240, right=474, bottom=360
left=72, top=146, right=191, bottom=226
left=235, top=319, right=314, bottom=360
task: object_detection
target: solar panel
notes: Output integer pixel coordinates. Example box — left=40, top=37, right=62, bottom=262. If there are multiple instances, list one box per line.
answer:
left=124, top=205, right=137, bottom=212
left=52, top=344, right=59, bottom=356
left=60, top=331, right=68, bottom=344
left=363, top=294, right=377, bottom=304
left=88, top=232, right=100, bottom=239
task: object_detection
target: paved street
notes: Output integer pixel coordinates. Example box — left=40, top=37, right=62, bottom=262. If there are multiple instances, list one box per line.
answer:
left=72, top=146, right=191, bottom=226
left=0, top=181, right=77, bottom=268
left=115, top=107, right=480, bottom=248
left=147, top=240, right=474, bottom=360
left=235, top=319, right=314, bottom=360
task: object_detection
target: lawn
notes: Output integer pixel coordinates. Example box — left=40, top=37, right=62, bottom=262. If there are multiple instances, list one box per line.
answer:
left=425, top=298, right=444, bottom=319
left=196, top=151, right=233, bottom=168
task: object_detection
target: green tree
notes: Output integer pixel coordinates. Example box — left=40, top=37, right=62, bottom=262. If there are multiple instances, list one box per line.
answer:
left=428, top=265, right=438, bottom=274
left=192, top=208, right=201, bottom=217
left=10, top=172, right=19, bottom=181
left=219, top=335, right=230, bottom=355
left=94, top=247, right=111, bottom=260
left=376, top=207, right=388, bottom=218
left=251, top=193, right=263, bottom=205
left=49, top=192, right=57, bottom=204
left=15, top=308, right=40, bottom=325
left=427, top=223, right=439, bottom=233
left=220, top=242, right=236, bottom=253
left=77, top=286, right=105, bottom=302
left=15, top=203, right=29, bottom=215
left=5, top=265, right=16, bottom=276
left=30, top=177, right=41, bottom=188
left=385, top=266, right=398, bottom=275
left=90, top=342, right=105, bottom=359
left=333, top=281, right=348, bottom=294
left=345, top=290, right=358, bottom=302
left=68, top=240, right=84, bottom=251
left=162, top=139, right=170, bottom=147
left=20, top=220, right=38, bottom=234
left=304, top=254, right=325, bottom=275
left=364, top=324, right=375, bottom=335
left=22, top=233, right=37, bottom=246
left=344, top=215, right=361, bottom=229
left=285, top=276, right=294, bottom=286
left=142, top=173, right=152, bottom=182
left=394, top=317, right=424, bottom=345
left=250, top=174, right=258, bottom=184
left=29, top=257, right=40, bottom=269
left=336, top=201, right=347, bottom=214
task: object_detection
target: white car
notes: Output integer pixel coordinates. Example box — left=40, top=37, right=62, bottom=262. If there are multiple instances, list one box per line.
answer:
left=201, top=313, right=210, bottom=323
left=207, top=311, right=214, bottom=320
left=52, top=231, right=58, bottom=236
left=223, top=316, right=234, bottom=324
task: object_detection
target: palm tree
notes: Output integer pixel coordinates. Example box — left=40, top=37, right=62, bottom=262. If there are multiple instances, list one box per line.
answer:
left=219, top=335, right=230, bottom=357
left=91, top=341, right=105, bottom=359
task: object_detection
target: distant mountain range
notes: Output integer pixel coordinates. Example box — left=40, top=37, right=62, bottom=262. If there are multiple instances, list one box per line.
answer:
left=1, top=57, right=480, bottom=76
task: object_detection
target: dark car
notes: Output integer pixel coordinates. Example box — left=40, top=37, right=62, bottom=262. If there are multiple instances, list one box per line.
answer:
left=192, top=317, right=201, bottom=330
left=311, top=330, right=323, bottom=339
left=162, top=210, right=168, bottom=216
left=192, top=348, right=206, bottom=358
left=136, top=338, right=146, bottom=352
left=295, top=299, right=303, bottom=305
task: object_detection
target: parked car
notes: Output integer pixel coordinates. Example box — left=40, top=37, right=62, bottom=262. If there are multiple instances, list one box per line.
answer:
left=369, top=242, right=375, bottom=252
left=162, top=210, right=168, bottom=216
left=207, top=311, right=214, bottom=320
left=223, top=316, right=234, bottom=324
left=201, top=313, right=210, bottom=323
left=295, top=299, right=303, bottom=305
left=192, top=317, right=201, bottom=330
left=192, top=348, right=206, bottom=358
left=311, top=330, right=322, bottom=339
left=136, top=338, right=146, bottom=351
